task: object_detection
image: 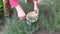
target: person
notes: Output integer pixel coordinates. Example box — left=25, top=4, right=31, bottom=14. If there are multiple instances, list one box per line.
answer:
left=9, top=0, right=39, bottom=20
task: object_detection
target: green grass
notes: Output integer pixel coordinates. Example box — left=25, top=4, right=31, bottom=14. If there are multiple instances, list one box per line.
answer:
left=0, top=0, right=3, bottom=18
left=3, top=0, right=60, bottom=34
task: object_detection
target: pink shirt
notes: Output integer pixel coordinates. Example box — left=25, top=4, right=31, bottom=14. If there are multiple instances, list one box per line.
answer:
left=9, top=0, right=38, bottom=8
left=9, top=0, right=19, bottom=7
left=9, top=0, right=38, bottom=17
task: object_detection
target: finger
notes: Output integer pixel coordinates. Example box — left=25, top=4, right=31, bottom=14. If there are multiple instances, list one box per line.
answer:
left=20, top=16, right=26, bottom=20
left=34, top=10, right=38, bottom=13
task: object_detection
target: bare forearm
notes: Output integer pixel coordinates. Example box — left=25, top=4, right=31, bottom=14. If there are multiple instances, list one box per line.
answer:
left=33, top=0, right=38, bottom=6
left=33, top=0, right=39, bottom=14
left=15, top=5, right=24, bottom=12
left=9, top=0, right=26, bottom=19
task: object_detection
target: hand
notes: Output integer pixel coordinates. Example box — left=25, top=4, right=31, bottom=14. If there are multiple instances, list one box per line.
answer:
left=18, top=11, right=26, bottom=20
left=33, top=0, right=39, bottom=14
left=34, top=6, right=39, bottom=14
left=15, top=5, right=26, bottom=20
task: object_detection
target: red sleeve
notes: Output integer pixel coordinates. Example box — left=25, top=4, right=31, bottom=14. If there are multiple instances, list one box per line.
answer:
left=9, top=0, right=19, bottom=7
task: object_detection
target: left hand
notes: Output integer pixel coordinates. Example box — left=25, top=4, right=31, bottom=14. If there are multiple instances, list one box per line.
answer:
left=34, top=5, right=39, bottom=14
left=33, top=0, right=39, bottom=14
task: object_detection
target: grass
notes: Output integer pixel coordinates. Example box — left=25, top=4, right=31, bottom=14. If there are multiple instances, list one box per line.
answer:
left=3, top=0, right=60, bottom=34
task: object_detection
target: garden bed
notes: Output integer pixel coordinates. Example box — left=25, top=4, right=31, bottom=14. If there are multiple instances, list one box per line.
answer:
left=3, top=0, right=60, bottom=34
